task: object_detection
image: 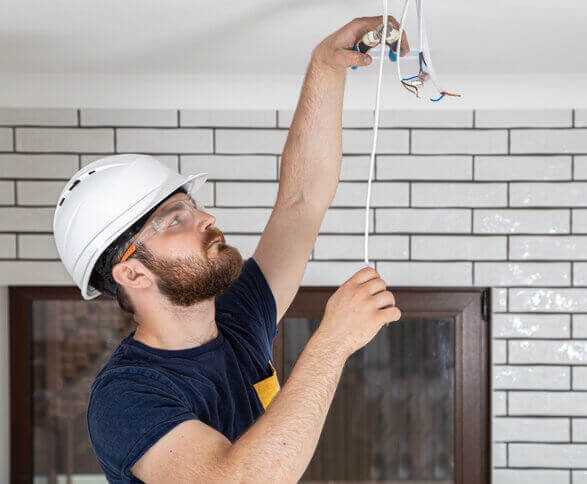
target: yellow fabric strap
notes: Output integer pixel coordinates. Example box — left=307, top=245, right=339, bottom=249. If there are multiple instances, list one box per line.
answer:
left=253, top=360, right=281, bottom=410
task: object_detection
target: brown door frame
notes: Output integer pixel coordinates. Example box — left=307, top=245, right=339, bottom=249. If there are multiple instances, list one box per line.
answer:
left=12, top=286, right=489, bottom=484
left=273, top=286, right=490, bottom=484
left=9, top=287, right=101, bottom=484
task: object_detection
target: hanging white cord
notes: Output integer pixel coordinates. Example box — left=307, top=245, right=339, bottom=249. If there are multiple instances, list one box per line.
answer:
left=395, top=0, right=411, bottom=89
left=363, top=0, right=389, bottom=268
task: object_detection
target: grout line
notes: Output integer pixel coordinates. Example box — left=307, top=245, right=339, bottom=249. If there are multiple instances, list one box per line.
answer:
left=113, top=128, right=117, bottom=153
left=573, top=109, right=576, bottom=128
left=472, top=155, right=475, bottom=181
left=275, top=110, right=279, bottom=128
left=408, top=234, right=411, bottom=260
left=77, top=109, right=81, bottom=127
left=177, top=110, right=180, bottom=127
left=408, top=129, right=412, bottom=155
left=213, top=128, right=216, bottom=154
left=570, top=416, right=573, bottom=443
left=472, top=109, right=476, bottom=128
left=408, top=181, right=412, bottom=207
left=470, top=208, right=473, bottom=233
left=472, top=259, right=475, bottom=285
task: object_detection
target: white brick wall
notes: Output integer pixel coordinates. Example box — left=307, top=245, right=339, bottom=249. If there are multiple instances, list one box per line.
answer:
left=1, top=107, right=586, bottom=480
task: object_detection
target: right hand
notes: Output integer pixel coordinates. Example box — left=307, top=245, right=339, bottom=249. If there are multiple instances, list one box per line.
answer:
left=316, top=266, right=401, bottom=359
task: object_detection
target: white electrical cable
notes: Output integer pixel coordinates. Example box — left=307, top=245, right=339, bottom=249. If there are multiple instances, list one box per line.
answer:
left=363, top=0, right=389, bottom=268
left=395, top=0, right=412, bottom=90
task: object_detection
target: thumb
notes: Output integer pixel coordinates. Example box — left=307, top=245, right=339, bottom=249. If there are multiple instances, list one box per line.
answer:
left=345, top=50, right=372, bottom=68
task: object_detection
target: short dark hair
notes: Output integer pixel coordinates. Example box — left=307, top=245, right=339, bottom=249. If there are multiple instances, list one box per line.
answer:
left=89, top=186, right=187, bottom=313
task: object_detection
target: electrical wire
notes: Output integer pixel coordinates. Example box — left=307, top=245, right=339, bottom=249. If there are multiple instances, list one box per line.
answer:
left=363, top=0, right=389, bottom=268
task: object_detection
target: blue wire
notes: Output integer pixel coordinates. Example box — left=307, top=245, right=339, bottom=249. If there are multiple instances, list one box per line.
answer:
left=430, top=93, right=445, bottom=102
left=402, top=75, right=419, bottom=81
left=351, top=44, right=359, bottom=70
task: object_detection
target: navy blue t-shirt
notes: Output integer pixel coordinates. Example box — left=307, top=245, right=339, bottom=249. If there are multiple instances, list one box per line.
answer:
left=86, top=257, right=279, bottom=483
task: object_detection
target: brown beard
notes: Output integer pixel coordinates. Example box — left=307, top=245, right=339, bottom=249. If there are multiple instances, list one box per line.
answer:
left=133, top=235, right=244, bottom=306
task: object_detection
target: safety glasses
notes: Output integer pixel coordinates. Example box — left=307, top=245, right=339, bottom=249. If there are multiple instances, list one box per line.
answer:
left=118, top=195, right=206, bottom=264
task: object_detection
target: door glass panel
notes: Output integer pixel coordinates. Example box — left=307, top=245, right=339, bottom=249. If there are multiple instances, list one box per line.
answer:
left=282, top=317, right=455, bottom=483
left=31, top=298, right=134, bottom=483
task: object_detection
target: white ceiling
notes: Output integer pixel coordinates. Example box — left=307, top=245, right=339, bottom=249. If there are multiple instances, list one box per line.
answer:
left=1, top=0, right=585, bottom=109
left=2, top=0, right=585, bottom=76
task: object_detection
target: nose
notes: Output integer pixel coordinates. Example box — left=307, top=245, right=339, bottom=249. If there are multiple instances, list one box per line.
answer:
left=197, top=210, right=216, bottom=233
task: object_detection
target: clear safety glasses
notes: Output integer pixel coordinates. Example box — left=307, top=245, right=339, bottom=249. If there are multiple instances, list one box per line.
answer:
left=118, top=196, right=206, bottom=264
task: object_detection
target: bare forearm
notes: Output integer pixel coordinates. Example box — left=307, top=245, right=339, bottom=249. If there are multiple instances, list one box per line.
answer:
left=226, top=329, right=346, bottom=483
left=277, top=54, right=345, bottom=210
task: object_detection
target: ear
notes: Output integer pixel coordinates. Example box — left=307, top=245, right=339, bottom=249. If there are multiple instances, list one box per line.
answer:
left=111, top=259, right=153, bottom=292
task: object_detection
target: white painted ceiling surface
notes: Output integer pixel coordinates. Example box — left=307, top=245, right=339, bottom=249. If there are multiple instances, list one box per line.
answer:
left=0, top=0, right=585, bottom=108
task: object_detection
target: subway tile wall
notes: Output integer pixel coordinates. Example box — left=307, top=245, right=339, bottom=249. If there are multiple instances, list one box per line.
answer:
left=0, top=107, right=586, bottom=482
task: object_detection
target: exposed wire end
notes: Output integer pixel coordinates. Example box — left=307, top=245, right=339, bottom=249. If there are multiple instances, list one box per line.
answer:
left=401, top=81, right=419, bottom=97
left=430, top=91, right=461, bottom=102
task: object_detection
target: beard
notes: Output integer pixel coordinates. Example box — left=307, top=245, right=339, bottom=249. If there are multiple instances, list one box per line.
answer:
left=134, top=233, right=244, bottom=307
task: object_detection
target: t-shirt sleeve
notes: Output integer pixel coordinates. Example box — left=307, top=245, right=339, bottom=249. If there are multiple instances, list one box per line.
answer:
left=215, top=256, right=278, bottom=349
left=87, top=367, right=200, bottom=482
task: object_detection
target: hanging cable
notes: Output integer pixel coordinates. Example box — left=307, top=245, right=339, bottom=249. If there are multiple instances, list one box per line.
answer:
left=363, top=0, right=389, bottom=269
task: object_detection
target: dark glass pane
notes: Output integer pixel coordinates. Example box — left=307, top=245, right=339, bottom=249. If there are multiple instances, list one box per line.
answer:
left=283, top=317, right=455, bottom=483
left=31, top=298, right=135, bottom=483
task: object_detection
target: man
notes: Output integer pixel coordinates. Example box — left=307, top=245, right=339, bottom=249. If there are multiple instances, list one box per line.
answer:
left=57, top=15, right=406, bottom=482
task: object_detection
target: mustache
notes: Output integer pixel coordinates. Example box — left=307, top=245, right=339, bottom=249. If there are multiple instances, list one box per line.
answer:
left=204, top=227, right=225, bottom=247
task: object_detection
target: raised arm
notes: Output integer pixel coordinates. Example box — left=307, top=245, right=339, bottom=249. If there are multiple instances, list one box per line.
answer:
left=253, top=15, right=409, bottom=324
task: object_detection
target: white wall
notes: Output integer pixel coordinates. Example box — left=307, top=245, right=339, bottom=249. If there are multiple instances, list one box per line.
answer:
left=2, top=107, right=587, bottom=482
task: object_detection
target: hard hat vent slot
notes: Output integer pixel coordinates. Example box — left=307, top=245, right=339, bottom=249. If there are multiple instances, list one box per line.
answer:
left=88, top=170, right=95, bottom=175
left=69, top=180, right=80, bottom=191
left=58, top=197, right=65, bottom=207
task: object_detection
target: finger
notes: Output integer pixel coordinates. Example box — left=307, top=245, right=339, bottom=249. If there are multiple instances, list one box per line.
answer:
left=372, top=290, right=396, bottom=309
left=380, top=306, right=402, bottom=325
left=399, top=30, right=410, bottom=57
left=344, top=15, right=401, bottom=45
left=339, top=48, right=372, bottom=68
left=353, top=266, right=380, bottom=284
left=362, top=276, right=387, bottom=295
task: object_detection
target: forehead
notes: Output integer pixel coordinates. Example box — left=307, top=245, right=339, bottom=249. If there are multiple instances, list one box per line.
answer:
left=155, top=191, right=189, bottom=213
left=142, top=191, right=190, bottom=226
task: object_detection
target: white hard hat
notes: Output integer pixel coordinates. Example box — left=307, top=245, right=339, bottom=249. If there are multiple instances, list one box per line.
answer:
left=53, top=154, right=208, bottom=300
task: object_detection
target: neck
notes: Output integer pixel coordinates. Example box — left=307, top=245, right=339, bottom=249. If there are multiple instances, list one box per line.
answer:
left=132, top=297, right=218, bottom=351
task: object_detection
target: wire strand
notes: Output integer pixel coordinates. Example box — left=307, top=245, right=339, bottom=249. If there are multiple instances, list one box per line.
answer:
left=364, top=1, right=388, bottom=268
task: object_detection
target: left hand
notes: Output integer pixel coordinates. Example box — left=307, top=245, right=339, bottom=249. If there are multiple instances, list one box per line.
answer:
left=312, top=15, right=410, bottom=72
